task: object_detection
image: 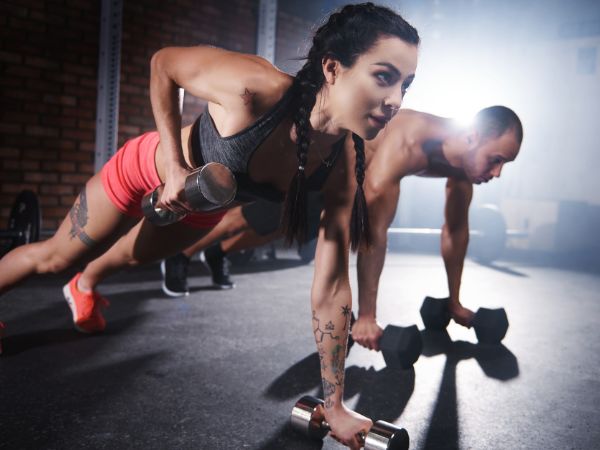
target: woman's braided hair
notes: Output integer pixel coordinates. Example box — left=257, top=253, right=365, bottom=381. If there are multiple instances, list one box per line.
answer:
left=282, top=2, right=420, bottom=250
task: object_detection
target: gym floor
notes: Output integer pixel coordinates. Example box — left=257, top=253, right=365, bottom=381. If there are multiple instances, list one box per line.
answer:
left=1, top=250, right=598, bottom=449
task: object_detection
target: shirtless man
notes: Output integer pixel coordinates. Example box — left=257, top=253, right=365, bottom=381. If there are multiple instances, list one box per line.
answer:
left=351, top=105, right=523, bottom=349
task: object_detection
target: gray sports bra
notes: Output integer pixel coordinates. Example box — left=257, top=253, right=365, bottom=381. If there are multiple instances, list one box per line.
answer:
left=190, top=87, right=343, bottom=202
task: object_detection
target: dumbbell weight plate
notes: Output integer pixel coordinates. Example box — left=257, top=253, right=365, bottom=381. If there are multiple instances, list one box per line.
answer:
left=141, top=185, right=182, bottom=226
left=184, top=162, right=237, bottom=212
left=367, top=421, right=409, bottom=450
left=290, top=395, right=328, bottom=440
left=469, top=204, right=507, bottom=264
left=380, top=325, right=422, bottom=370
left=420, top=296, right=451, bottom=330
left=473, top=307, right=509, bottom=344
left=2, top=190, right=41, bottom=251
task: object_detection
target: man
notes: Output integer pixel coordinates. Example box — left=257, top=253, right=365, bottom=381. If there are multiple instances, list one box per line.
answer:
left=352, top=105, right=522, bottom=347
left=161, top=106, right=523, bottom=348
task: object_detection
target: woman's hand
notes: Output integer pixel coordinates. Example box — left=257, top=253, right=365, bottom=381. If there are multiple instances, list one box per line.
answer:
left=325, top=403, right=372, bottom=450
left=352, top=316, right=383, bottom=351
left=159, top=164, right=191, bottom=215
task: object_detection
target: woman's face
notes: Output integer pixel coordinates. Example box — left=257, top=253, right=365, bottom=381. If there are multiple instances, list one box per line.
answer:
left=463, top=130, right=521, bottom=184
left=327, top=35, right=418, bottom=140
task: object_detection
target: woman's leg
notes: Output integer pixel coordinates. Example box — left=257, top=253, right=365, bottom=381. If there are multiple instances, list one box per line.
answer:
left=79, top=218, right=210, bottom=291
left=221, top=227, right=281, bottom=253
left=0, top=172, right=138, bottom=296
left=179, top=205, right=249, bottom=259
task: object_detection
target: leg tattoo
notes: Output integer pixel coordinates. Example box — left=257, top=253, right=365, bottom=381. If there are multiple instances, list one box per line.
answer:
left=69, top=186, right=97, bottom=247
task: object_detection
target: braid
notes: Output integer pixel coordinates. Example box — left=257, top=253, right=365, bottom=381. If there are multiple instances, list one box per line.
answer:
left=282, top=62, right=321, bottom=245
left=350, top=133, right=370, bottom=251
left=282, top=2, right=419, bottom=246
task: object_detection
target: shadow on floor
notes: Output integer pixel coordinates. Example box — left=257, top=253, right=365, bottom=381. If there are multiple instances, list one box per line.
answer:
left=476, top=261, right=529, bottom=277
left=420, top=329, right=519, bottom=449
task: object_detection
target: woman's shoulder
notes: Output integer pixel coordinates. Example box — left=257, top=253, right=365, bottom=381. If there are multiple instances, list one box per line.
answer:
left=237, top=57, right=294, bottom=114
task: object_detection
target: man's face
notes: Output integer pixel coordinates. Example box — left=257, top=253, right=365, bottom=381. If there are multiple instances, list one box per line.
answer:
left=463, top=130, right=521, bottom=184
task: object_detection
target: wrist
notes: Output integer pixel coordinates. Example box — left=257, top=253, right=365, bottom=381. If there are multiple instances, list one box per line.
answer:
left=323, top=400, right=346, bottom=418
left=448, top=296, right=461, bottom=306
left=165, top=161, right=187, bottom=174
left=357, top=310, right=376, bottom=321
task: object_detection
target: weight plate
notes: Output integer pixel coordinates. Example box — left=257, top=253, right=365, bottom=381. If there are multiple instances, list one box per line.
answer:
left=7, top=190, right=41, bottom=250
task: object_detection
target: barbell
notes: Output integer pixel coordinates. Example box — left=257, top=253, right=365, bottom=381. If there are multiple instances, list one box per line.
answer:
left=388, top=204, right=527, bottom=263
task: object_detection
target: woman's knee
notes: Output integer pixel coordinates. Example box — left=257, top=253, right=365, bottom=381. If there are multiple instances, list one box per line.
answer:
left=221, top=208, right=249, bottom=236
left=32, top=242, right=76, bottom=274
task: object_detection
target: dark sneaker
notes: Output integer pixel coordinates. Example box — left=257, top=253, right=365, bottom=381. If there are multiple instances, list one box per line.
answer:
left=160, top=253, right=190, bottom=297
left=202, top=243, right=234, bottom=289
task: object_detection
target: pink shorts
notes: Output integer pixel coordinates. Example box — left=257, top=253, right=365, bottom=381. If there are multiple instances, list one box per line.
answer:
left=101, top=131, right=226, bottom=229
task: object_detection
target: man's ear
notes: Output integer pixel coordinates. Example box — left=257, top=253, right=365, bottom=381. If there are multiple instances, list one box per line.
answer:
left=322, top=54, right=341, bottom=84
left=466, top=129, right=480, bottom=147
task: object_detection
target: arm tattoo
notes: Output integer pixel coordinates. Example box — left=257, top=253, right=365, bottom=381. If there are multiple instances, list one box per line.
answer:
left=322, top=378, right=336, bottom=409
left=313, top=310, right=340, bottom=343
left=331, top=343, right=345, bottom=386
left=240, top=88, right=255, bottom=105
left=69, top=186, right=97, bottom=247
left=341, top=305, right=351, bottom=330
left=317, top=343, right=328, bottom=372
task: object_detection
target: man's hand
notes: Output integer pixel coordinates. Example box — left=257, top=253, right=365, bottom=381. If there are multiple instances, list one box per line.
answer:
left=448, top=302, right=475, bottom=328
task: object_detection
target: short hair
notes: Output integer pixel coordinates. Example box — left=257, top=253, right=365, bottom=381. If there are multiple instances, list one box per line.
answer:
left=474, top=105, right=523, bottom=145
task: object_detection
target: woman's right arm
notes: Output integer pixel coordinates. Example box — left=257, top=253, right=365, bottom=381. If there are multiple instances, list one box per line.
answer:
left=312, top=145, right=372, bottom=450
left=149, top=46, right=273, bottom=212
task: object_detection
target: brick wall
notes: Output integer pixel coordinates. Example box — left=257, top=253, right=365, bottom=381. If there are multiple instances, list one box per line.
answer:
left=0, top=0, right=312, bottom=232
left=0, top=0, right=100, bottom=230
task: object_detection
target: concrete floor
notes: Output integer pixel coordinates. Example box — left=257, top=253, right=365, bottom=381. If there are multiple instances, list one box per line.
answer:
left=1, top=251, right=599, bottom=449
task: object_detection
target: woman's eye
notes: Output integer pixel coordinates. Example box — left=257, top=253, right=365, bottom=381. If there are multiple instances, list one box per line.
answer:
left=376, top=72, right=392, bottom=84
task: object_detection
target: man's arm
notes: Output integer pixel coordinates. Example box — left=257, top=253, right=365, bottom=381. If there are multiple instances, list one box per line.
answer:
left=441, top=177, right=474, bottom=326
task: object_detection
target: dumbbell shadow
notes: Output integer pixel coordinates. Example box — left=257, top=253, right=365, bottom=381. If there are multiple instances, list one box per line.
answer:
left=420, top=329, right=519, bottom=449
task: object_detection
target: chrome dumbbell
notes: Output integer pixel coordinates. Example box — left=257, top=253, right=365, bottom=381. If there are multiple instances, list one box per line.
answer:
left=291, top=395, right=409, bottom=449
left=141, top=162, right=237, bottom=226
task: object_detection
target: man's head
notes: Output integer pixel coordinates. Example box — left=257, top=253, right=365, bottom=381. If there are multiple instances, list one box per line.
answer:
left=462, top=106, right=523, bottom=184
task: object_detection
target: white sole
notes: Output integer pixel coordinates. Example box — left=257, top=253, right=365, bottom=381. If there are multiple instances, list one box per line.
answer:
left=161, top=282, right=189, bottom=298
left=62, top=282, right=79, bottom=324
left=63, top=282, right=95, bottom=334
left=160, top=260, right=189, bottom=297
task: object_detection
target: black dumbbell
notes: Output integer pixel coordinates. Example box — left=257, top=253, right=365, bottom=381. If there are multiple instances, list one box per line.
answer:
left=291, top=395, right=409, bottom=450
left=348, top=314, right=422, bottom=369
left=419, top=296, right=509, bottom=344
left=141, top=162, right=237, bottom=226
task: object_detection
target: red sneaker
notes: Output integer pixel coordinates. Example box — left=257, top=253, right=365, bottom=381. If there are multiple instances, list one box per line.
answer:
left=63, top=273, right=109, bottom=333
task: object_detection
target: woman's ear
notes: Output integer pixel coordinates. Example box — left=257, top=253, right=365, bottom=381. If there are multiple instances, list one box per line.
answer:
left=322, top=55, right=341, bottom=84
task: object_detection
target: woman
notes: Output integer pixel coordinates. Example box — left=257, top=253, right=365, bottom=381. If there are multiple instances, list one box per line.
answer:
left=0, top=3, right=419, bottom=446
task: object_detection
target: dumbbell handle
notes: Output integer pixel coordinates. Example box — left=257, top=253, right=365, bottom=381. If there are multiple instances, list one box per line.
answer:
left=142, top=162, right=236, bottom=226
left=308, top=417, right=366, bottom=442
